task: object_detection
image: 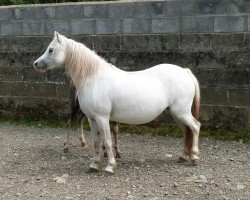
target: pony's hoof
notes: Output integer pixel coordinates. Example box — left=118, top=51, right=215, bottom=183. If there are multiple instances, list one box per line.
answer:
left=190, top=152, right=201, bottom=166
left=103, top=153, right=108, bottom=158
left=115, top=153, right=122, bottom=158
left=63, top=148, right=69, bottom=153
left=104, top=166, right=114, bottom=174
left=82, top=145, right=88, bottom=150
left=177, top=156, right=189, bottom=163
left=87, top=167, right=99, bottom=173
left=191, top=159, right=200, bottom=166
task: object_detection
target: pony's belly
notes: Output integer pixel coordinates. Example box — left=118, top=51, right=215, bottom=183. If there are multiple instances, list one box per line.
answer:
left=110, top=104, right=167, bottom=125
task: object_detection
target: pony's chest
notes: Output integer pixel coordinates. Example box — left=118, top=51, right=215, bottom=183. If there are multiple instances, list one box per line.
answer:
left=77, top=85, right=111, bottom=117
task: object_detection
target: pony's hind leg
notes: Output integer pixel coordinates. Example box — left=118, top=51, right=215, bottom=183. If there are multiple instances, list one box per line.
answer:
left=64, top=118, right=72, bottom=153
left=112, top=122, right=121, bottom=158
left=78, top=113, right=88, bottom=149
left=170, top=108, right=201, bottom=165
left=88, top=117, right=101, bottom=172
left=102, top=122, right=121, bottom=158
left=170, top=112, right=189, bottom=163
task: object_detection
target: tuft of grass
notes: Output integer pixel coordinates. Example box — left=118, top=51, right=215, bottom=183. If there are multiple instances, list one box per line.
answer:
left=0, top=118, right=249, bottom=143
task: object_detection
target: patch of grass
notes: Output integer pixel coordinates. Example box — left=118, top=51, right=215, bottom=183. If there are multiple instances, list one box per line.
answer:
left=0, top=118, right=249, bottom=143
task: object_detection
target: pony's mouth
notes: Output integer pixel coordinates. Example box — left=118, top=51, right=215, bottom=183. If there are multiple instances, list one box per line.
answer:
left=34, top=65, right=47, bottom=74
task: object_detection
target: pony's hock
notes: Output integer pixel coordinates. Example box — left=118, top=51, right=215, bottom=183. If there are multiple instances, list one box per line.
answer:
left=34, top=32, right=201, bottom=173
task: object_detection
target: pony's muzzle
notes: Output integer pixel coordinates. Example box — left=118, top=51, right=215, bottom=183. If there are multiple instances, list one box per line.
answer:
left=33, top=61, right=47, bottom=73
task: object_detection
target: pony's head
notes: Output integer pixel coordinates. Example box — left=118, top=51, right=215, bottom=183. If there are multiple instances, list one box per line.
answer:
left=34, top=31, right=67, bottom=73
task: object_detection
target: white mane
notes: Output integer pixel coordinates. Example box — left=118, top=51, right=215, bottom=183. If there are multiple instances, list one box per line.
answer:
left=64, top=38, right=105, bottom=90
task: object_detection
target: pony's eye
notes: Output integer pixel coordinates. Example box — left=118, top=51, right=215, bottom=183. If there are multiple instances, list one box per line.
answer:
left=49, top=48, right=54, bottom=53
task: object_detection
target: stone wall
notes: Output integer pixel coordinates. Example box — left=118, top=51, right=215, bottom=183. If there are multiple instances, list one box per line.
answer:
left=0, top=0, right=249, bottom=128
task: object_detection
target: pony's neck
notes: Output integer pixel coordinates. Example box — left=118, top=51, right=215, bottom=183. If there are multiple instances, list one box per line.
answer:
left=64, top=38, right=103, bottom=90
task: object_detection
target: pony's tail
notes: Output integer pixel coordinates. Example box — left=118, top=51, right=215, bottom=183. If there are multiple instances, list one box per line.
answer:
left=185, top=69, right=200, bottom=155
left=186, top=68, right=200, bottom=120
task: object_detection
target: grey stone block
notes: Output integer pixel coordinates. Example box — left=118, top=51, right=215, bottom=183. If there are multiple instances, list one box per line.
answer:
left=83, top=4, right=108, bottom=19
left=195, top=52, right=227, bottom=69
left=214, top=16, right=245, bottom=32
left=228, top=88, right=250, bottom=106
left=194, top=69, right=249, bottom=87
left=182, top=16, right=212, bottom=33
left=179, top=34, right=211, bottom=52
left=11, top=7, right=34, bottom=21
left=45, top=21, right=70, bottom=35
left=152, top=17, right=180, bottom=33
left=136, top=1, right=165, bottom=17
left=148, top=34, right=180, bottom=51
left=248, top=16, right=250, bottom=31
left=200, top=105, right=249, bottom=128
left=0, top=38, right=19, bottom=52
left=0, top=8, right=11, bottom=21
left=246, top=1, right=250, bottom=13
left=34, top=6, right=56, bottom=20
left=56, top=5, right=83, bottom=20
left=93, top=35, right=121, bottom=52
left=197, top=0, right=228, bottom=14
left=0, top=22, right=23, bottom=36
left=226, top=51, right=250, bottom=69
left=71, top=19, right=95, bottom=35
left=124, top=18, right=150, bottom=34
left=96, top=19, right=121, bottom=35
left=110, top=2, right=136, bottom=18
left=200, top=87, right=228, bottom=105
left=23, top=22, right=46, bottom=36
left=210, top=34, right=247, bottom=53
left=121, top=35, right=149, bottom=52
left=166, top=0, right=195, bottom=16
left=229, top=0, right=246, bottom=13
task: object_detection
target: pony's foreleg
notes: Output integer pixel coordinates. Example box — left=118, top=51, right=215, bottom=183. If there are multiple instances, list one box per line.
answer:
left=64, top=118, right=72, bottom=153
left=96, top=117, right=117, bottom=174
left=112, top=122, right=121, bottom=158
left=78, top=114, right=88, bottom=149
left=88, top=117, right=101, bottom=172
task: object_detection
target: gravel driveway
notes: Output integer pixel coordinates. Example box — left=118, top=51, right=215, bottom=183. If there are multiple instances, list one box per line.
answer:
left=0, top=124, right=249, bottom=200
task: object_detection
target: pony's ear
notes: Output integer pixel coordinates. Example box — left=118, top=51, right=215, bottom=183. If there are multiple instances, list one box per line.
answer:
left=54, top=31, right=61, bottom=43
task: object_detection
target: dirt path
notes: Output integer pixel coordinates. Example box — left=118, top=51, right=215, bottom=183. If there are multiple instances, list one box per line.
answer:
left=0, top=124, right=249, bottom=200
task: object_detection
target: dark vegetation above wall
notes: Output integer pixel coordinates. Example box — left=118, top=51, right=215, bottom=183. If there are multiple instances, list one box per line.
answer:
left=0, top=0, right=111, bottom=6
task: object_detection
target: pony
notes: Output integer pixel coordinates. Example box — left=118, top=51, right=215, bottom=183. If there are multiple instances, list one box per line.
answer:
left=34, top=31, right=201, bottom=174
left=64, top=84, right=121, bottom=158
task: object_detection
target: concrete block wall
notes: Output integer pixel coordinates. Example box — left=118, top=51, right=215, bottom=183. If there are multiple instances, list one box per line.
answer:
left=0, top=0, right=249, bottom=129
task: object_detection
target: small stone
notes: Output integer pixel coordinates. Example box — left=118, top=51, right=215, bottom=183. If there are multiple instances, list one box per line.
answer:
left=139, top=159, right=145, bottom=163
left=229, top=158, right=234, bottom=161
left=185, top=192, right=189, bottom=195
left=173, top=192, right=178, bottom=195
left=14, top=153, right=18, bottom=157
left=65, top=197, right=74, bottom=200
left=54, top=136, right=60, bottom=139
left=165, top=154, right=173, bottom=158
left=127, top=191, right=131, bottom=195
left=173, top=182, right=178, bottom=187
left=195, top=175, right=208, bottom=183
left=236, top=184, right=245, bottom=191
left=16, top=193, right=22, bottom=196
left=38, top=124, right=42, bottom=127
left=159, top=184, right=164, bottom=187
left=61, top=157, right=67, bottom=160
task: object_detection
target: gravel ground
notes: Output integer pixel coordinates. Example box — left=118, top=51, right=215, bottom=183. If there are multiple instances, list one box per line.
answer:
left=0, top=124, right=249, bottom=200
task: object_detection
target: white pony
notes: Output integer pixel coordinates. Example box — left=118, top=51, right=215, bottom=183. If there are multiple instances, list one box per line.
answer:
left=34, top=31, right=201, bottom=174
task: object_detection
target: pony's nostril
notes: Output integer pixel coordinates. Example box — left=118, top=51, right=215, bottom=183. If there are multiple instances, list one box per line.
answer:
left=34, top=62, right=38, bottom=67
